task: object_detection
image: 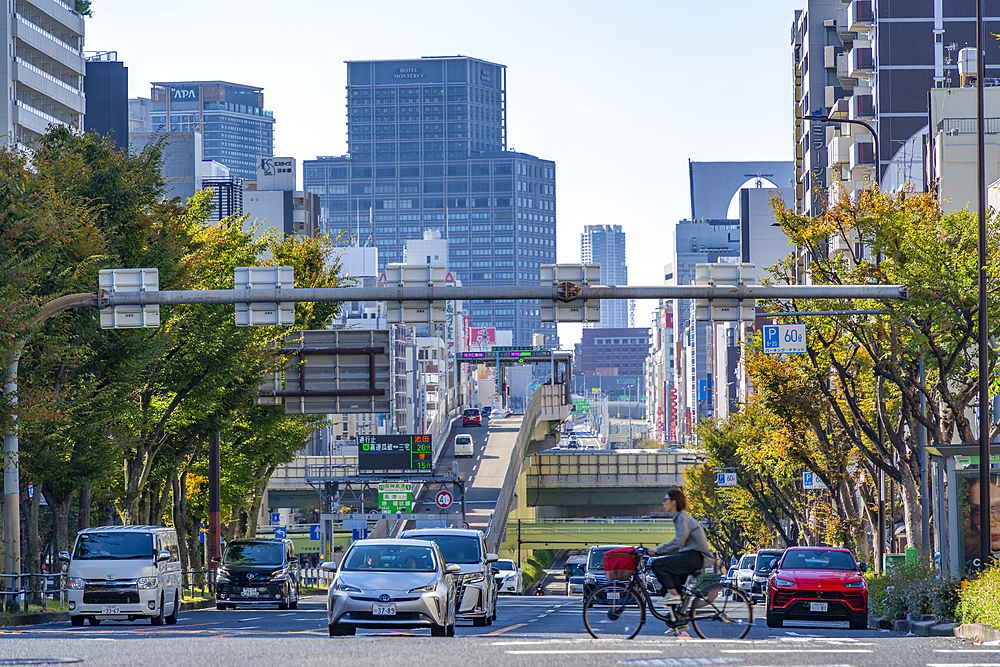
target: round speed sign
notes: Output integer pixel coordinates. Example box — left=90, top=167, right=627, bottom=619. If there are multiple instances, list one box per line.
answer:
left=435, top=490, right=454, bottom=509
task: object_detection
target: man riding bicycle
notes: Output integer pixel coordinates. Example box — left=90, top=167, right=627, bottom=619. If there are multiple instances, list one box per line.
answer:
left=648, top=489, right=713, bottom=604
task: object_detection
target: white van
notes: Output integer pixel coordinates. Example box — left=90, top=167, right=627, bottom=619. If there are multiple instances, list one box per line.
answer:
left=454, top=433, right=475, bottom=457
left=62, top=525, right=183, bottom=627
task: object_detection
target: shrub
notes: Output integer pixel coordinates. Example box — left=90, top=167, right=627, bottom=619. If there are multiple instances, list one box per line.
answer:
left=520, top=550, right=554, bottom=588
left=958, top=562, right=1000, bottom=627
left=866, top=561, right=959, bottom=621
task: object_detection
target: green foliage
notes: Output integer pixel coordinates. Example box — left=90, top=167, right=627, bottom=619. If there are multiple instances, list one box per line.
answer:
left=866, top=562, right=960, bottom=621
left=521, top=549, right=554, bottom=587
left=958, top=563, right=1000, bottom=627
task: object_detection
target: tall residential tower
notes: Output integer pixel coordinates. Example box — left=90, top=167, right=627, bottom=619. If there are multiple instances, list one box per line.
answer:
left=581, top=224, right=629, bottom=328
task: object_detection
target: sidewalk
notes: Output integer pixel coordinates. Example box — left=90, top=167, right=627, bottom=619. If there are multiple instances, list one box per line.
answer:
left=0, top=597, right=216, bottom=627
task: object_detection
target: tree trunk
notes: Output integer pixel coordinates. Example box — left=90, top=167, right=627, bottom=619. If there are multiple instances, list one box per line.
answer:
left=898, top=456, right=922, bottom=552
left=171, top=473, right=190, bottom=585
left=78, top=484, right=91, bottom=532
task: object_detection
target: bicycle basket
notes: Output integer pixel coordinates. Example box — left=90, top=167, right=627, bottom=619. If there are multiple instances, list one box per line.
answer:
left=603, top=548, right=637, bottom=581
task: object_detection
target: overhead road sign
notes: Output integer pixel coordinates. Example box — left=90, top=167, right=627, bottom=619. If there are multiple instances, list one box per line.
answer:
left=762, top=324, right=807, bottom=354
left=378, top=482, right=414, bottom=513
left=695, top=263, right=756, bottom=322
left=540, top=264, right=601, bottom=322
left=257, top=329, right=391, bottom=414
left=379, top=264, right=451, bottom=324
left=358, top=434, right=434, bottom=472
left=99, top=268, right=160, bottom=328
left=235, top=266, right=295, bottom=326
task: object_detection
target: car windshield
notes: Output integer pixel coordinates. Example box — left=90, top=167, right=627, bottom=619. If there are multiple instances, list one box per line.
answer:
left=727, top=567, right=736, bottom=577
left=341, top=544, right=438, bottom=572
left=570, top=576, right=584, bottom=584
left=739, top=555, right=756, bottom=569
left=456, top=437, right=472, bottom=444
left=223, top=542, right=284, bottom=566
left=73, top=533, right=154, bottom=560
left=781, top=550, right=857, bottom=571
left=464, top=409, right=479, bottom=416
left=755, top=553, right=782, bottom=572
left=494, top=561, right=514, bottom=571
left=412, top=535, right=481, bottom=564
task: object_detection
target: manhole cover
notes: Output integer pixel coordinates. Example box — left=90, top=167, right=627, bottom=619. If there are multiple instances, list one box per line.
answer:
left=618, top=659, right=744, bottom=666
left=0, top=660, right=82, bottom=665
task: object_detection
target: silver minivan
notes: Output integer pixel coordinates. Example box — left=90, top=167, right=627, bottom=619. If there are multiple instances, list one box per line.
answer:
left=62, top=525, right=182, bottom=626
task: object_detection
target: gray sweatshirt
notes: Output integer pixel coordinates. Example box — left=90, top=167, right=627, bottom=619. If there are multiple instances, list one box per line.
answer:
left=650, top=510, right=713, bottom=557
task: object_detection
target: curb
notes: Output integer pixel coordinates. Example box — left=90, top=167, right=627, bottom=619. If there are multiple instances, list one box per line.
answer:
left=954, top=623, right=1000, bottom=642
left=0, top=597, right=217, bottom=627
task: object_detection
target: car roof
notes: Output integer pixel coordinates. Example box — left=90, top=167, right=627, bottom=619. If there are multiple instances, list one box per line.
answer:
left=782, top=546, right=851, bottom=553
left=757, top=549, right=784, bottom=554
left=348, top=538, right=441, bottom=548
left=588, top=544, right=631, bottom=552
left=79, top=525, right=174, bottom=534
left=401, top=527, right=484, bottom=538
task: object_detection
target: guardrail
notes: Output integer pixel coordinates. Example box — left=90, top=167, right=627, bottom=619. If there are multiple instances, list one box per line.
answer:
left=1, top=573, right=67, bottom=614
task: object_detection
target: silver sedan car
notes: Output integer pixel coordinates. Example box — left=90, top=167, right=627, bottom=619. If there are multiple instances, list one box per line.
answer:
left=325, top=539, right=460, bottom=637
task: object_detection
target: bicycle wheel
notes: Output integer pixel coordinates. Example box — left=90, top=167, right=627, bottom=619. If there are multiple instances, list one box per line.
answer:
left=583, top=582, right=645, bottom=640
left=689, top=583, right=753, bottom=639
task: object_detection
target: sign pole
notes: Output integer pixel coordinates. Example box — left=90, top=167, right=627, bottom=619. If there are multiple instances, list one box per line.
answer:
left=208, top=430, right=221, bottom=570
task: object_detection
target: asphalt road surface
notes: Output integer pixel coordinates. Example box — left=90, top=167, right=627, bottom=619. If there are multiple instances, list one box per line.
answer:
left=0, top=594, right=987, bottom=667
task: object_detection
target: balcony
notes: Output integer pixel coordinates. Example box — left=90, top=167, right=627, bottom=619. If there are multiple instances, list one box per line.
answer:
left=826, top=85, right=848, bottom=108
left=13, top=14, right=84, bottom=75
left=837, top=52, right=856, bottom=87
left=849, top=46, right=874, bottom=79
left=829, top=135, right=852, bottom=169
left=12, top=57, right=84, bottom=114
left=850, top=93, right=874, bottom=121
left=849, top=139, right=876, bottom=180
left=849, top=0, right=874, bottom=33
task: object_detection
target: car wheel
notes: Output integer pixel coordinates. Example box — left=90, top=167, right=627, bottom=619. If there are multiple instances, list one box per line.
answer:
left=166, top=590, right=179, bottom=625
left=87, top=617, right=101, bottom=626
left=329, top=624, right=355, bottom=636
left=277, top=600, right=289, bottom=610
left=431, top=623, right=448, bottom=637
left=765, top=610, right=783, bottom=628
left=849, top=612, right=868, bottom=630
left=446, top=621, right=456, bottom=637
left=216, top=602, right=228, bottom=610
left=70, top=616, right=84, bottom=627
left=150, top=594, right=165, bottom=626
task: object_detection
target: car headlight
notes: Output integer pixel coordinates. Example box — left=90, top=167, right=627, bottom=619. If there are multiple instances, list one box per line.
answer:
left=409, top=584, right=437, bottom=593
left=137, top=577, right=157, bottom=590
left=270, top=570, right=286, bottom=582
left=463, top=572, right=484, bottom=584
left=335, top=582, right=361, bottom=593
left=844, top=580, right=866, bottom=588
left=773, top=578, right=795, bottom=588
left=70, top=577, right=86, bottom=590
left=215, top=570, right=230, bottom=583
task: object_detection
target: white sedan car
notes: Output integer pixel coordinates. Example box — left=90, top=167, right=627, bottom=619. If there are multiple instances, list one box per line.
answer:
left=492, top=558, right=523, bottom=595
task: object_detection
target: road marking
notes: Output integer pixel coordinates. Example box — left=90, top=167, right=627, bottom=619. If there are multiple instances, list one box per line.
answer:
left=936, top=650, right=1000, bottom=652
left=927, top=664, right=1000, bottom=667
left=238, top=617, right=263, bottom=622
left=507, top=650, right=662, bottom=655
left=79, top=638, right=115, bottom=641
left=722, top=650, right=872, bottom=654
left=481, top=623, right=528, bottom=636
left=277, top=612, right=295, bottom=616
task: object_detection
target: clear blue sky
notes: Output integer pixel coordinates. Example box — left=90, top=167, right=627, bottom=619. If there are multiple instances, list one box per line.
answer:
left=86, top=0, right=804, bottom=346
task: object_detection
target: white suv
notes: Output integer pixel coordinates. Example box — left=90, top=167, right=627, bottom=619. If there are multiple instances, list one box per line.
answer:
left=400, top=527, right=498, bottom=626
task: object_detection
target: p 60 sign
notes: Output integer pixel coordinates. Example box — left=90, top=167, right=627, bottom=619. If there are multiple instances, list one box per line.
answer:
left=762, top=324, right=806, bottom=354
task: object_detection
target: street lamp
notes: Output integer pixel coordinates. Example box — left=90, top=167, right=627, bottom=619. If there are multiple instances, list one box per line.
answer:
left=799, top=111, right=880, bottom=187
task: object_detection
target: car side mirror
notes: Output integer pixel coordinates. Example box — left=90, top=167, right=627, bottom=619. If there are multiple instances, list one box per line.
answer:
left=156, top=550, right=171, bottom=563
left=211, top=556, right=222, bottom=564
left=58, top=551, right=70, bottom=562
left=486, top=553, right=499, bottom=563
left=320, top=561, right=338, bottom=571
left=446, top=564, right=462, bottom=574
left=858, top=562, right=868, bottom=573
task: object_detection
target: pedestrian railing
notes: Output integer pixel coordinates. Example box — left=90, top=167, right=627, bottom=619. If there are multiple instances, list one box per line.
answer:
left=0, top=572, right=68, bottom=614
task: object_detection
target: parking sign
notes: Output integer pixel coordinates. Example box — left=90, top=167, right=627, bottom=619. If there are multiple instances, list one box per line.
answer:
left=803, top=471, right=826, bottom=490
left=762, top=324, right=807, bottom=354
left=716, top=472, right=737, bottom=487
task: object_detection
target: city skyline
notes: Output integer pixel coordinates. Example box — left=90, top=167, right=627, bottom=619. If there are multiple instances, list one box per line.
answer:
left=85, top=0, right=803, bottom=345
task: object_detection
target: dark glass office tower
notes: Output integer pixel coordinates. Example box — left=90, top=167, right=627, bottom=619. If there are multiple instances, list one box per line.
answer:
left=148, top=81, right=275, bottom=180
left=305, top=57, right=557, bottom=346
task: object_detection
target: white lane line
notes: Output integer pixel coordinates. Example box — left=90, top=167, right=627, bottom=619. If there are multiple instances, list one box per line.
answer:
left=722, top=649, right=872, bottom=654
left=506, top=650, right=662, bottom=655
left=927, top=664, right=1000, bottom=667
left=238, top=616, right=263, bottom=622
left=277, top=612, right=295, bottom=616
left=936, top=650, right=1000, bottom=652
left=80, top=638, right=116, bottom=641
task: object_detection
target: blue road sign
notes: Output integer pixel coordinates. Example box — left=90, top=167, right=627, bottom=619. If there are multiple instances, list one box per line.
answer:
left=716, top=472, right=737, bottom=487
left=274, top=527, right=286, bottom=539
left=309, top=524, right=321, bottom=541
left=270, top=512, right=280, bottom=524
left=762, top=324, right=807, bottom=354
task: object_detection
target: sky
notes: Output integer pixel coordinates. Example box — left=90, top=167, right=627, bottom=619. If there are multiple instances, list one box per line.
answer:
left=85, top=0, right=806, bottom=347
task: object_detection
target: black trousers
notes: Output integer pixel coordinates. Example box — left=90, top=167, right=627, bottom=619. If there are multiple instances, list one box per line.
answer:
left=649, top=550, right=704, bottom=593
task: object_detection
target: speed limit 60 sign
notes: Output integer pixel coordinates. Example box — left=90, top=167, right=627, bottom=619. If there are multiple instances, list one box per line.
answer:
left=762, top=324, right=806, bottom=354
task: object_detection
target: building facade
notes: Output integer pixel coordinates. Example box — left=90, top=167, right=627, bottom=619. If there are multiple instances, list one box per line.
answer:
left=84, top=52, right=127, bottom=149
left=148, top=81, right=274, bottom=180
left=0, top=0, right=86, bottom=146
left=581, top=224, right=629, bottom=328
left=303, top=56, right=557, bottom=346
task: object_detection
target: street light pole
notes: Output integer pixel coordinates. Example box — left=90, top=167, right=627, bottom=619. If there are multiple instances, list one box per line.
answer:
left=976, top=0, right=991, bottom=569
left=799, top=113, right=880, bottom=187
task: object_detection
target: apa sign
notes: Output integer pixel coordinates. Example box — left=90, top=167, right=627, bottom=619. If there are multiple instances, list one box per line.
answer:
left=171, top=86, right=199, bottom=101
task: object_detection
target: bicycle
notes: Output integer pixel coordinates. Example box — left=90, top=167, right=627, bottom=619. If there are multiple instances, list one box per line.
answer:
left=582, top=547, right=753, bottom=640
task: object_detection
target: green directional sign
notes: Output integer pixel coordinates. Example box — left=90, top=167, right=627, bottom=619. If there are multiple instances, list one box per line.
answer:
left=378, top=482, right=413, bottom=513
left=572, top=398, right=591, bottom=413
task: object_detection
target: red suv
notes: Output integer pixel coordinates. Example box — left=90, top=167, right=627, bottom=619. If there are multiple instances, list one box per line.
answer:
left=462, top=408, right=482, bottom=427
left=765, top=546, right=868, bottom=629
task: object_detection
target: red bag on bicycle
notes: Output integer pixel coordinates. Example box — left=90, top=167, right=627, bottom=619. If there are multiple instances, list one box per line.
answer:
left=603, top=548, right=637, bottom=581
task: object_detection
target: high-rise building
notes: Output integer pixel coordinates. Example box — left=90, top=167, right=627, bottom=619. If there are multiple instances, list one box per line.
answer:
left=147, top=81, right=274, bottom=180
left=795, top=1, right=1000, bottom=202
left=0, top=1, right=86, bottom=146
left=84, top=51, right=127, bottom=150
left=304, top=56, right=557, bottom=346
left=581, top=224, right=628, bottom=328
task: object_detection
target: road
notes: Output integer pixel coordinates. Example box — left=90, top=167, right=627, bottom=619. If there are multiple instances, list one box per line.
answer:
left=0, top=594, right=984, bottom=666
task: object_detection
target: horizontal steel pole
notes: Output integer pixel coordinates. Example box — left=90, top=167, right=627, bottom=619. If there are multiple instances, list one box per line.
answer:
left=103, top=284, right=907, bottom=306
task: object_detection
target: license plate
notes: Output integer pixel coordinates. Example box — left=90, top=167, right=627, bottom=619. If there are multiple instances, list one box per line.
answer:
left=101, top=605, right=120, bottom=615
left=372, top=603, right=396, bottom=615
left=810, top=601, right=828, bottom=612
left=241, top=587, right=260, bottom=597
left=606, top=591, right=621, bottom=600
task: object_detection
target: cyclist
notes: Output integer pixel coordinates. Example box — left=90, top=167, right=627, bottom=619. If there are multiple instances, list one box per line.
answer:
left=648, top=489, right=713, bottom=604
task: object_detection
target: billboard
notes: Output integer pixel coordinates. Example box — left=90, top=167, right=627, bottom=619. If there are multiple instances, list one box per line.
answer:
left=958, top=469, right=1000, bottom=571
left=358, top=434, right=433, bottom=472
left=469, top=327, right=496, bottom=348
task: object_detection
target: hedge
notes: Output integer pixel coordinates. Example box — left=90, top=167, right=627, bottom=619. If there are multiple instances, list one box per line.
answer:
left=958, top=562, right=1000, bottom=627
left=866, top=562, right=961, bottom=622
